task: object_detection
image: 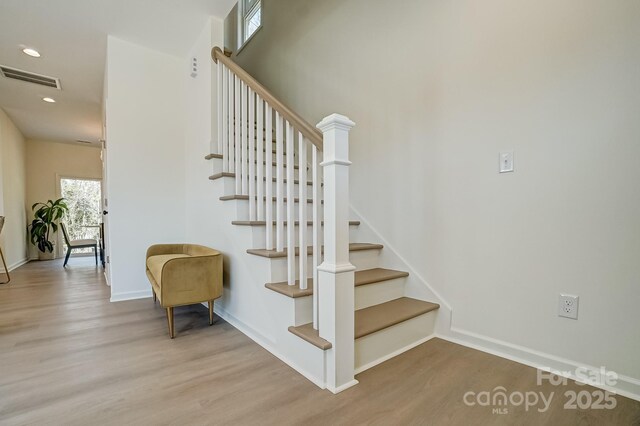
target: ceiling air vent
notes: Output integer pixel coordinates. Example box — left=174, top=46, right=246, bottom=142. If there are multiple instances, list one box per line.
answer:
left=0, top=65, right=61, bottom=89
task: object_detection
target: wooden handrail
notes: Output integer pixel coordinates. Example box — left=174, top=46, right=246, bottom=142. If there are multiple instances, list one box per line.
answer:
left=212, top=47, right=323, bottom=151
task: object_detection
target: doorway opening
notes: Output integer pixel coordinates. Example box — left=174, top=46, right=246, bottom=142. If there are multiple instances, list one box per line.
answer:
left=59, top=177, right=102, bottom=255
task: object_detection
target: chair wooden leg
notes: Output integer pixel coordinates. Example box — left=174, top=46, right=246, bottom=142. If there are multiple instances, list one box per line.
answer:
left=94, top=246, right=98, bottom=265
left=208, top=300, right=214, bottom=326
left=0, top=247, right=10, bottom=284
left=152, top=291, right=157, bottom=303
left=166, top=307, right=175, bottom=338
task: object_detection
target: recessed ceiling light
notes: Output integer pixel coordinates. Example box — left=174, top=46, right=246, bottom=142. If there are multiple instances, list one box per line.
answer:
left=22, top=48, right=41, bottom=58
left=42, top=97, right=56, bottom=103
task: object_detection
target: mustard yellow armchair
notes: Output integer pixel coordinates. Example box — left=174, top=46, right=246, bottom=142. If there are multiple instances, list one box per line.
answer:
left=145, top=244, right=223, bottom=338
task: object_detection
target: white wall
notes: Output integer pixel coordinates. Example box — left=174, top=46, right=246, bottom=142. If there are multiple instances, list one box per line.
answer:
left=182, top=18, right=234, bottom=299
left=25, top=139, right=102, bottom=259
left=105, top=36, right=187, bottom=301
left=183, top=18, right=217, bottom=244
left=226, top=0, right=640, bottom=388
left=0, top=108, right=28, bottom=271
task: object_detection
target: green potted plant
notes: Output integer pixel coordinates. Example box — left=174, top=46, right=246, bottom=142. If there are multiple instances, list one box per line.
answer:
left=29, top=198, right=69, bottom=260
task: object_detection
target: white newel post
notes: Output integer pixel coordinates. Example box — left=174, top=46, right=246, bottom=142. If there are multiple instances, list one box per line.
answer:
left=316, top=113, right=357, bottom=394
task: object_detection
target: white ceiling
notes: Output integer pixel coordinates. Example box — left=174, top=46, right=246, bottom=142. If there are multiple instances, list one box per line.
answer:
left=0, top=0, right=235, bottom=145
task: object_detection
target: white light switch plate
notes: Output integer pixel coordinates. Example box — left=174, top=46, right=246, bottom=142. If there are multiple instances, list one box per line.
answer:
left=499, top=151, right=514, bottom=173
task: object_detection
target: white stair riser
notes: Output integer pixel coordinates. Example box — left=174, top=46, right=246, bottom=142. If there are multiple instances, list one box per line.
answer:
left=216, top=178, right=319, bottom=199
left=355, top=278, right=406, bottom=310
left=211, top=163, right=307, bottom=179
left=219, top=175, right=236, bottom=194
left=210, top=156, right=304, bottom=175
left=227, top=198, right=321, bottom=222
left=277, top=278, right=407, bottom=327
left=247, top=223, right=359, bottom=248
left=294, top=296, right=313, bottom=326
left=267, top=255, right=319, bottom=284
left=266, top=249, right=382, bottom=283
left=349, top=248, right=383, bottom=271
left=355, top=311, right=437, bottom=374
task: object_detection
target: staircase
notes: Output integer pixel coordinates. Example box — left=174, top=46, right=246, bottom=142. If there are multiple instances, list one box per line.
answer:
left=207, top=47, right=442, bottom=393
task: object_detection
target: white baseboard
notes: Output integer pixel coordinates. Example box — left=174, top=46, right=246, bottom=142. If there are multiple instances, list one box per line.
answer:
left=213, top=304, right=326, bottom=390
left=328, top=379, right=359, bottom=394
left=439, top=327, right=640, bottom=402
left=110, top=289, right=152, bottom=302
left=0, top=257, right=29, bottom=274
left=354, top=333, right=436, bottom=375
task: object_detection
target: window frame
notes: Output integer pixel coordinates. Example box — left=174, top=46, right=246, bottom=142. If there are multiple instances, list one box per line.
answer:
left=237, top=0, right=262, bottom=53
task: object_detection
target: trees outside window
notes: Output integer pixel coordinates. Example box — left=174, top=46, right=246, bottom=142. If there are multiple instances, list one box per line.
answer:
left=60, top=178, right=101, bottom=254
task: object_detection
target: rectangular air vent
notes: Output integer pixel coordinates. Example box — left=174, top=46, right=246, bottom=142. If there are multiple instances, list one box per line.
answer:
left=0, top=65, right=61, bottom=89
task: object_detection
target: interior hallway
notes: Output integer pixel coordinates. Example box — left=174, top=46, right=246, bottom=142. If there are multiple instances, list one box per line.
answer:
left=1, top=259, right=638, bottom=425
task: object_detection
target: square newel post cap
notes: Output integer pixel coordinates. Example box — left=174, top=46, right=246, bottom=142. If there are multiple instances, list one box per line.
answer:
left=316, top=114, right=355, bottom=133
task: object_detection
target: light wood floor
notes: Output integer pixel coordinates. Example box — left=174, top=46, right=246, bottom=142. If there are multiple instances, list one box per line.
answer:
left=1, top=259, right=638, bottom=425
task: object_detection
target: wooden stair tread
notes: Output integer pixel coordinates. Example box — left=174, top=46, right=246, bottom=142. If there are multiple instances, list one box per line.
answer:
left=232, top=220, right=360, bottom=226
left=220, top=195, right=321, bottom=204
left=354, top=297, right=439, bottom=339
left=266, top=268, right=408, bottom=298
left=355, top=268, right=409, bottom=286
left=210, top=173, right=315, bottom=186
left=204, top=155, right=300, bottom=169
left=247, top=243, right=383, bottom=259
left=266, top=282, right=313, bottom=298
left=287, top=324, right=332, bottom=350
left=209, top=172, right=234, bottom=179
left=289, top=297, right=439, bottom=350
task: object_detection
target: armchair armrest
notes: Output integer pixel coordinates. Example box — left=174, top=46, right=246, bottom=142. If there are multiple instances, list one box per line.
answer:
left=146, top=244, right=186, bottom=260
left=160, top=252, right=223, bottom=307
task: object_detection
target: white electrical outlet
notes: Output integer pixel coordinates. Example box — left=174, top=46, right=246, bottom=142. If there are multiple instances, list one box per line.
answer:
left=558, top=294, right=579, bottom=319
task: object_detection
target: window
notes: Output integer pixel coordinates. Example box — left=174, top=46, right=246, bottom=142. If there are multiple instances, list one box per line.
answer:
left=239, top=0, right=261, bottom=49
left=60, top=178, right=102, bottom=254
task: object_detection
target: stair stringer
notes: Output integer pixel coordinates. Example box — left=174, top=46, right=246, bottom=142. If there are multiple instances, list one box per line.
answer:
left=188, top=177, right=328, bottom=389
left=348, top=206, right=453, bottom=336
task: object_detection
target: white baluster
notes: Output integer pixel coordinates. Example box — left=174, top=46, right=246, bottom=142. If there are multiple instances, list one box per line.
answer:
left=256, top=96, right=264, bottom=221
left=299, top=133, right=308, bottom=290
left=248, top=88, right=256, bottom=221
left=265, top=105, right=274, bottom=249
left=241, top=82, right=248, bottom=196
left=312, top=145, right=319, bottom=328
left=234, top=75, right=241, bottom=193
left=286, top=122, right=295, bottom=285
left=222, top=65, right=228, bottom=172
left=317, top=113, right=356, bottom=393
left=217, top=60, right=222, bottom=155
left=275, top=112, right=284, bottom=252
left=228, top=69, right=234, bottom=173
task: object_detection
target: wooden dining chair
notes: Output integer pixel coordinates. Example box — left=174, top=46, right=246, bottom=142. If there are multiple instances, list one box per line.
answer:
left=60, top=223, right=98, bottom=267
left=0, top=216, right=10, bottom=284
